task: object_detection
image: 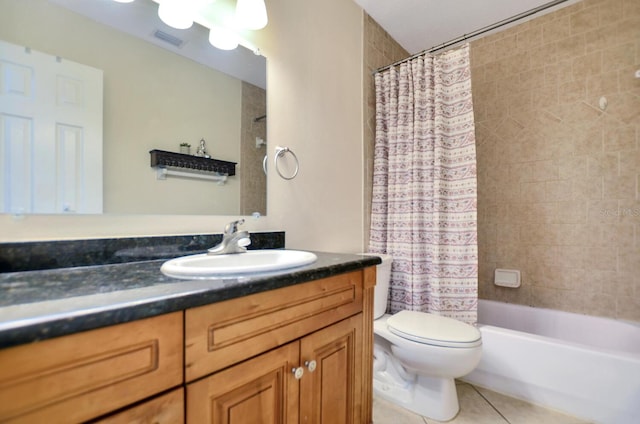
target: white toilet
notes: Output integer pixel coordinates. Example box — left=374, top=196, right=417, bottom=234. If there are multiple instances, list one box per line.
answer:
left=369, top=253, right=482, bottom=422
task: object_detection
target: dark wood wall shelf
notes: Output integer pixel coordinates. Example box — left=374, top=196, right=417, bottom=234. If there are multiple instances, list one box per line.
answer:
left=149, top=149, right=236, bottom=176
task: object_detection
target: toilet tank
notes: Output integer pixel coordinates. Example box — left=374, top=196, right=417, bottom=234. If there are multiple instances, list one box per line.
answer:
left=366, top=253, right=392, bottom=319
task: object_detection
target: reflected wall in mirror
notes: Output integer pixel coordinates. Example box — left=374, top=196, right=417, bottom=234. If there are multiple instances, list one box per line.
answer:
left=0, top=0, right=266, bottom=216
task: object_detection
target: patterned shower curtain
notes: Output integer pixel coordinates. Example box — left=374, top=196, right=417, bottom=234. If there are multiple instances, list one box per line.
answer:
left=369, top=44, right=478, bottom=324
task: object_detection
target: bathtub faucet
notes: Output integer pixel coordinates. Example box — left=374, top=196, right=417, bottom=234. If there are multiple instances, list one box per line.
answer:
left=208, top=219, right=251, bottom=255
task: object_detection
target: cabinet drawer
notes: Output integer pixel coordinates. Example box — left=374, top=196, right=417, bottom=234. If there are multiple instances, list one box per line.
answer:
left=0, top=312, right=183, bottom=423
left=94, top=388, right=184, bottom=424
left=185, top=271, right=363, bottom=381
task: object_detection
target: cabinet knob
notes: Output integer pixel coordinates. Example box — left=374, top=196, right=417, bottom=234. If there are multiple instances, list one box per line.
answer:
left=304, top=360, right=317, bottom=372
left=292, top=367, right=304, bottom=380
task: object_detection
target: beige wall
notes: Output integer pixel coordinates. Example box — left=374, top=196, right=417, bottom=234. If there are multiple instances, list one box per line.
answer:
left=0, top=0, right=242, bottom=216
left=0, top=0, right=366, bottom=254
left=254, top=0, right=364, bottom=252
left=472, top=0, right=640, bottom=320
left=240, top=82, right=267, bottom=216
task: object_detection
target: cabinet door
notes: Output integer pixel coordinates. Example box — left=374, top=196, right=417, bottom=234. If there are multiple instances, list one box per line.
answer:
left=299, top=314, right=363, bottom=424
left=187, top=342, right=300, bottom=424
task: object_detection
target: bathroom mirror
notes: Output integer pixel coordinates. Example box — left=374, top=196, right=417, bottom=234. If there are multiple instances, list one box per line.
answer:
left=0, top=0, right=267, bottom=216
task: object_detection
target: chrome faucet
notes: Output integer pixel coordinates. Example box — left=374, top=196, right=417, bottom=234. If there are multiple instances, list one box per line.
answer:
left=208, top=219, right=251, bottom=255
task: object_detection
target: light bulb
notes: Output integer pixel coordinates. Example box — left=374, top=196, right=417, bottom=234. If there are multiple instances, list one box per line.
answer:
left=235, top=0, right=268, bottom=30
left=208, top=27, right=239, bottom=50
left=158, top=0, right=194, bottom=30
left=113, top=0, right=135, bottom=3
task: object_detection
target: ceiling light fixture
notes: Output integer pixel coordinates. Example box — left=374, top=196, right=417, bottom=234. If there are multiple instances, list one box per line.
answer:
left=116, top=0, right=267, bottom=51
left=235, top=0, right=268, bottom=30
left=208, top=26, right=239, bottom=50
left=157, top=0, right=194, bottom=30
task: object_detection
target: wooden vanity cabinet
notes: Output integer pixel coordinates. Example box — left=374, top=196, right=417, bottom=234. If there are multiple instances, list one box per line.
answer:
left=187, top=314, right=363, bottom=424
left=93, top=388, right=185, bottom=424
left=0, top=266, right=376, bottom=424
left=0, top=312, right=183, bottom=424
left=187, top=340, right=300, bottom=423
left=185, top=268, right=376, bottom=424
left=299, top=314, right=363, bottom=423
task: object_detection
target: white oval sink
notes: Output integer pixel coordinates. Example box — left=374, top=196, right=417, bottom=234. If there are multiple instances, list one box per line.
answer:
left=161, top=250, right=318, bottom=279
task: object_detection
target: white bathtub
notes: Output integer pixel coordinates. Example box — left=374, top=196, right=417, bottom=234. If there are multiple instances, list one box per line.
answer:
left=462, top=299, right=640, bottom=424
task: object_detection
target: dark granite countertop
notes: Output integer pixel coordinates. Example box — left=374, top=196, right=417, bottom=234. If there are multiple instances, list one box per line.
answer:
left=0, top=251, right=380, bottom=349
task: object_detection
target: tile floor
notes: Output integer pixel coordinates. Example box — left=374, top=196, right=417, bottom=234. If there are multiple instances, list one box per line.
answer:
left=373, top=381, right=590, bottom=424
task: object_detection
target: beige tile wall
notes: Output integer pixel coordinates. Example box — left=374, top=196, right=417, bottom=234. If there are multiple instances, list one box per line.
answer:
left=240, top=82, right=267, bottom=216
left=363, top=15, right=409, bottom=247
left=471, top=0, right=640, bottom=320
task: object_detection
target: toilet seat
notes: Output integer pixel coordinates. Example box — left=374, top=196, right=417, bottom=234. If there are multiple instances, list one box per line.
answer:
left=386, top=310, right=481, bottom=348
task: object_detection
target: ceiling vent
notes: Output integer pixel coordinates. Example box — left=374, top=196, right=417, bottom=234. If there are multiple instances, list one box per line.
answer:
left=152, top=30, right=184, bottom=48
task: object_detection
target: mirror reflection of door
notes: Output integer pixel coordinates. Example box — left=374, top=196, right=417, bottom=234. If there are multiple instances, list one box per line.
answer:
left=0, top=39, right=103, bottom=214
left=1, top=0, right=267, bottom=216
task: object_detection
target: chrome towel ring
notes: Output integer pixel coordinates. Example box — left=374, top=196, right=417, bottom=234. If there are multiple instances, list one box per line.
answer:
left=274, top=146, right=299, bottom=180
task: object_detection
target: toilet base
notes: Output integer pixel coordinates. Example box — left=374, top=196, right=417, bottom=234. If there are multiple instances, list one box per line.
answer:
left=373, top=344, right=460, bottom=421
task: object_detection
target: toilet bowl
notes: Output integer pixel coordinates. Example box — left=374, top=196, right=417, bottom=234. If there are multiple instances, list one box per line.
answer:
left=366, top=253, right=482, bottom=422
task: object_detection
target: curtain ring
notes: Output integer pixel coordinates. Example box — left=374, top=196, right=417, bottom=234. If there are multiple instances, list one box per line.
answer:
left=262, top=154, right=268, bottom=175
left=274, top=146, right=299, bottom=180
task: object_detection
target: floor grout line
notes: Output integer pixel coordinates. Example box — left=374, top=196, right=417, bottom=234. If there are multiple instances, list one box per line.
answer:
left=468, top=383, right=511, bottom=423
left=375, top=382, right=590, bottom=423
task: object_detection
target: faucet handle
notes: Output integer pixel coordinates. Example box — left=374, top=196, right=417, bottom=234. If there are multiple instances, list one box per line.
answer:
left=224, top=219, right=245, bottom=234
left=237, top=236, right=251, bottom=248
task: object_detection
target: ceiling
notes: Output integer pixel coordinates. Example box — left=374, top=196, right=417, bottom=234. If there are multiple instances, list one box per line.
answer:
left=51, top=0, right=581, bottom=82
left=354, top=0, right=579, bottom=54
left=50, top=0, right=266, bottom=88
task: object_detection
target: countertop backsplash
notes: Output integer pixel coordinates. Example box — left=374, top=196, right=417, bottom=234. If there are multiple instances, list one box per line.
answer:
left=0, top=232, right=285, bottom=273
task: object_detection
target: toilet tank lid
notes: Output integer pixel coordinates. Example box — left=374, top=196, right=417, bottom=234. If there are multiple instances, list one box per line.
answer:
left=387, top=310, right=481, bottom=346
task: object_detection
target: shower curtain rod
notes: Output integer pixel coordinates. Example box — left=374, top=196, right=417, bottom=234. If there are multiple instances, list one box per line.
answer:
left=374, top=0, right=571, bottom=75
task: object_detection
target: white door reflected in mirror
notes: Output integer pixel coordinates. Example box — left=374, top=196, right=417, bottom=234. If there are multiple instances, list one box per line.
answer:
left=0, top=40, right=103, bottom=214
